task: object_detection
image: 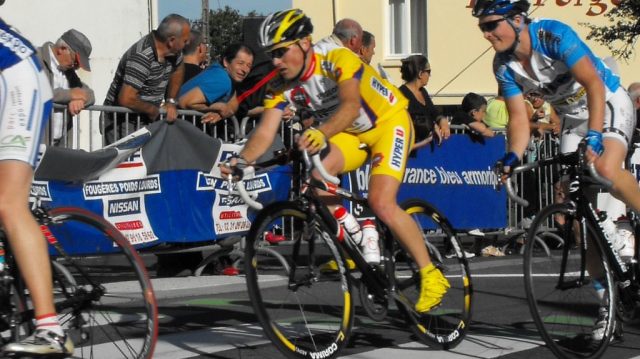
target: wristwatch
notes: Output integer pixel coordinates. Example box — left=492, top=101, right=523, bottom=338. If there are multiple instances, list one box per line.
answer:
left=166, top=98, right=177, bottom=106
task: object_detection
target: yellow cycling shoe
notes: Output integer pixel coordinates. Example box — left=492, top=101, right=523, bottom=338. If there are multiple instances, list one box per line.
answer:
left=319, top=258, right=356, bottom=272
left=415, top=263, right=451, bottom=313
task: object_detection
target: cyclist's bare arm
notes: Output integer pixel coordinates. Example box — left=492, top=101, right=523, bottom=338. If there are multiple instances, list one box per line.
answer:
left=571, top=56, right=606, bottom=133
left=240, top=107, right=284, bottom=163
left=505, top=93, right=532, bottom=159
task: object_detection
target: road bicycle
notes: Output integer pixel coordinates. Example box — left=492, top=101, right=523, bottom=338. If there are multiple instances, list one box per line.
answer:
left=0, top=201, right=158, bottom=359
left=505, top=144, right=640, bottom=359
left=231, top=148, right=473, bottom=359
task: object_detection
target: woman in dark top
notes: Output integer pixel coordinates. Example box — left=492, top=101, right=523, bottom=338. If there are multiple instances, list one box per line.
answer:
left=398, top=55, right=450, bottom=150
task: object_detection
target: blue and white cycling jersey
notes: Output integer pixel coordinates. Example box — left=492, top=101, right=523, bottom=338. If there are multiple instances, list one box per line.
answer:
left=493, top=18, right=635, bottom=148
left=0, top=19, right=40, bottom=72
left=0, top=18, right=52, bottom=166
left=494, top=18, right=619, bottom=115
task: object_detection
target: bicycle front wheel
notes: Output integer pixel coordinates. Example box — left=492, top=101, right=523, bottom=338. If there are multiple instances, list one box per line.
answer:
left=395, top=199, right=472, bottom=349
left=245, top=201, right=353, bottom=359
left=45, top=207, right=158, bottom=359
left=524, top=203, right=615, bottom=359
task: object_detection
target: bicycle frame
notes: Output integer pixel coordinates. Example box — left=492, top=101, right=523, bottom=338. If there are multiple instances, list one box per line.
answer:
left=509, top=148, right=639, bottom=300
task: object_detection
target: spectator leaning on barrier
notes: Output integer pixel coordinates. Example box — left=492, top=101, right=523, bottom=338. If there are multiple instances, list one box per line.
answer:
left=484, top=88, right=508, bottom=130
left=37, top=29, right=95, bottom=145
left=359, top=31, right=375, bottom=65
left=178, top=43, right=254, bottom=125
left=525, top=90, right=560, bottom=138
left=452, top=92, right=494, bottom=138
left=0, top=18, right=74, bottom=356
left=182, top=29, right=208, bottom=83
left=103, top=14, right=191, bottom=144
left=398, top=54, right=451, bottom=151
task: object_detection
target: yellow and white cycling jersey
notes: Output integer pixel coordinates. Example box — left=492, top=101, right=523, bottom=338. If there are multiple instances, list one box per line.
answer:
left=264, top=40, right=408, bottom=134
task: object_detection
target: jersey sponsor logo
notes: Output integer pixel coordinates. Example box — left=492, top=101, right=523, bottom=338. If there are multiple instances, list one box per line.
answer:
left=0, top=135, right=31, bottom=149
left=0, top=29, right=33, bottom=59
left=108, top=198, right=141, bottom=217
left=370, top=77, right=397, bottom=105
left=371, top=153, right=383, bottom=168
left=290, top=86, right=311, bottom=108
left=389, top=127, right=405, bottom=171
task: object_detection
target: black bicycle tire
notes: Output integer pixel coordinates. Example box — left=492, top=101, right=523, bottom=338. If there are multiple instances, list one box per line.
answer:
left=523, top=203, right=615, bottom=359
left=47, top=207, right=158, bottom=359
left=396, top=199, right=472, bottom=349
left=244, top=201, right=353, bottom=359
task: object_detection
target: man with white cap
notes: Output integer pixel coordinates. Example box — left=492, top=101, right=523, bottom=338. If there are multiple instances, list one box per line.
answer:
left=37, top=29, right=95, bottom=144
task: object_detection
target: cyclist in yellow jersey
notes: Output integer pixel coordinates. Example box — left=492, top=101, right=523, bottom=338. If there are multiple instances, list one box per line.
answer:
left=222, top=9, right=449, bottom=313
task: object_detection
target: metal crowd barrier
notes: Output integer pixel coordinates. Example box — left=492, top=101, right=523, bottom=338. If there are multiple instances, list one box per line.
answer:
left=45, top=105, right=560, bottom=236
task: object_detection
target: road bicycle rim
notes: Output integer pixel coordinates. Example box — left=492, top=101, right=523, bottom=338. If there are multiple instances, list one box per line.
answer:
left=46, top=207, right=158, bottom=359
left=245, top=201, right=353, bottom=359
left=524, top=203, right=615, bottom=359
left=396, top=199, right=472, bottom=349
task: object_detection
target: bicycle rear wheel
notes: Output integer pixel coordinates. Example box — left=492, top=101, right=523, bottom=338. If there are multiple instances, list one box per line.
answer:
left=395, top=199, right=472, bottom=349
left=245, top=201, right=353, bottom=359
left=524, top=203, right=615, bottom=359
left=45, top=207, right=158, bottom=359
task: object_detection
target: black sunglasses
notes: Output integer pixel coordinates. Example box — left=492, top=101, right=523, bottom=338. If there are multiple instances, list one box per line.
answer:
left=270, top=46, right=292, bottom=59
left=478, top=18, right=506, bottom=33
left=422, top=69, right=431, bottom=75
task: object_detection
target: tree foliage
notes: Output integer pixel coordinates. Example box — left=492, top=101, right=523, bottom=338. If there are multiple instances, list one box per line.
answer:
left=583, top=0, right=640, bottom=60
left=204, top=7, right=262, bottom=63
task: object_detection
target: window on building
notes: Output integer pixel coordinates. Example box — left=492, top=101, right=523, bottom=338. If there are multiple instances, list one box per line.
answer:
left=388, top=0, right=427, bottom=58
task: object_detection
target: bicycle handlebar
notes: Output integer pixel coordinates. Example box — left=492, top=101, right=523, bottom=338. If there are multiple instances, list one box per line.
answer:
left=504, top=144, right=612, bottom=207
left=231, top=150, right=337, bottom=210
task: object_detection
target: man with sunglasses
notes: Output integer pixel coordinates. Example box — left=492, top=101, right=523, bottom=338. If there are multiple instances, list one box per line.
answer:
left=473, top=0, right=638, bottom=341
left=37, top=29, right=94, bottom=145
left=223, top=8, right=451, bottom=314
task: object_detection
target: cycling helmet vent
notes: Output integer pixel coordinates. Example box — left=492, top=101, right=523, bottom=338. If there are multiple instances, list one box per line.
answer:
left=472, top=0, right=530, bottom=18
left=259, top=9, right=313, bottom=50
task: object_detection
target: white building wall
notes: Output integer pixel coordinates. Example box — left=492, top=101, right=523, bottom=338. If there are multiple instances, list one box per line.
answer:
left=2, top=0, right=157, bottom=105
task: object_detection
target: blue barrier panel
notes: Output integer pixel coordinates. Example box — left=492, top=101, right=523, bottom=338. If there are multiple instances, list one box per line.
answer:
left=343, top=134, right=507, bottom=230
left=39, top=167, right=291, bottom=255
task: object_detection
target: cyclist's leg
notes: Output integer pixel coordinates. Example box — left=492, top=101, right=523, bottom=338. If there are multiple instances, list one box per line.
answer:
left=360, top=113, right=449, bottom=312
left=0, top=57, right=72, bottom=355
left=593, top=87, right=640, bottom=212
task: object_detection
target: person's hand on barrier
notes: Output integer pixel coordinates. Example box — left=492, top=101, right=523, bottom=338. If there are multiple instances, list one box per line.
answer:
left=67, top=99, right=85, bottom=116
left=436, top=116, right=451, bottom=144
left=164, top=102, right=178, bottom=123
left=584, top=129, right=603, bottom=163
left=298, top=128, right=327, bottom=154
left=201, top=112, right=222, bottom=124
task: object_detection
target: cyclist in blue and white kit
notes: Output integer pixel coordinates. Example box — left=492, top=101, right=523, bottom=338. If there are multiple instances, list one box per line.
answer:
left=472, top=0, right=639, bottom=341
left=0, top=18, right=74, bottom=356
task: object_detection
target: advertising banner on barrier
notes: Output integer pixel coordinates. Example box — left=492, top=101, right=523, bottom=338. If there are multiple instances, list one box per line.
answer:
left=343, top=134, right=507, bottom=230
left=33, top=121, right=290, bottom=255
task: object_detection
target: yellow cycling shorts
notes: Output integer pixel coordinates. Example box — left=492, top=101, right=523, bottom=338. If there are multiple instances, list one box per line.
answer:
left=329, top=112, right=415, bottom=182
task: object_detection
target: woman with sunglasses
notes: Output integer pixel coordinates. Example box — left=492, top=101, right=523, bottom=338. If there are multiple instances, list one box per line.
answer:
left=398, top=54, right=451, bottom=151
left=473, top=0, right=638, bottom=342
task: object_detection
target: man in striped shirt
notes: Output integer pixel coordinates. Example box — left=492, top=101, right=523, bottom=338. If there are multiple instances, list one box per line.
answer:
left=103, top=14, right=191, bottom=144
